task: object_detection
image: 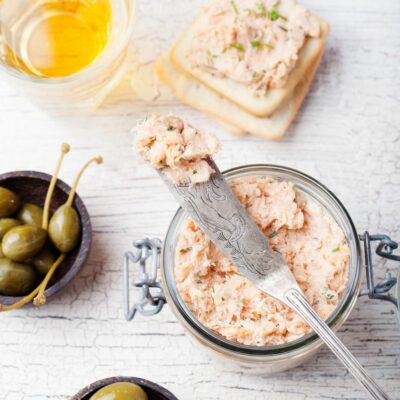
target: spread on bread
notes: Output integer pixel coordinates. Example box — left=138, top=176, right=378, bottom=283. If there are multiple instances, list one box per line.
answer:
left=187, top=0, right=321, bottom=97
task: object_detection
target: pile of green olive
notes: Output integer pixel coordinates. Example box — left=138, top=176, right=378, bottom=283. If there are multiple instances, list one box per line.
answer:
left=0, top=144, right=102, bottom=312
left=90, top=382, right=148, bottom=400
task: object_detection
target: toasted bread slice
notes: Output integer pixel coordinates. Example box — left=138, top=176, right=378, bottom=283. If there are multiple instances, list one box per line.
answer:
left=171, top=16, right=329, bottom=117
left=155, top=50, right=323, bottom=140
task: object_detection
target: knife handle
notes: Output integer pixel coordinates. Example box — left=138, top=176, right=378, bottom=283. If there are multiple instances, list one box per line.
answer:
left=285, top=288, right=391, bottom=400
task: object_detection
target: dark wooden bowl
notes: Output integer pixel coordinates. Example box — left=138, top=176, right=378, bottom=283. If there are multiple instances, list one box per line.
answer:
left=70, top=376, right=179, bottom=400
left=0, top=171, right=92, bottom=306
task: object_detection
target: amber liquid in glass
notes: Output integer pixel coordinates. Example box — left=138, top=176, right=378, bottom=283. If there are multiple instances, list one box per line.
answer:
left=0, top=0, right=111, bottom=78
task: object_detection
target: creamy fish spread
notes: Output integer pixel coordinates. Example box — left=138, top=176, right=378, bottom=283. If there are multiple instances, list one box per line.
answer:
left=175, top=176, right=349, bottom=346
left=134, top=114, right=220, bottom=185
left=188, top=0, right=321, bottom=96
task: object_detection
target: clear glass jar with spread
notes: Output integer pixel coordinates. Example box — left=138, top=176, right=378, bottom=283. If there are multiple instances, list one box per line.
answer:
left=123, top=164, right=399, bottom=373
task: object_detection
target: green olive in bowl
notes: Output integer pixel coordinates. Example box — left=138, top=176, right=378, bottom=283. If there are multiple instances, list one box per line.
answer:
left=0, top=259, right=37, bottom=296
left=89, top=382, right=148, bottom=400
left=0, top=187, right=20, bottom=218
left=17, top=203, right=44, bottom=226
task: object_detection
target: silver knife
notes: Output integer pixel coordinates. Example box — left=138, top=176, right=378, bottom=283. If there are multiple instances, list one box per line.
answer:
left=159, top=158, right=391, bottom=400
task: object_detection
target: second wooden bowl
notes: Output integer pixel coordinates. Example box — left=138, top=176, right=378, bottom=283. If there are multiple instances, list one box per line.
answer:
left=0, top=170, right=92, bottom=307
left=71, top=376, right=179, bottom=400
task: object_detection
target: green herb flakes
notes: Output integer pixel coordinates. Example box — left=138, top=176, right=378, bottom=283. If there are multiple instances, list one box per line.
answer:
left=332, top=247, right=340, bottom=253
left=268, top=230, right=278, bottom=239
left=256, top=2, right=267, bottom=17
left=230, top=0, right=239, bottom=14
left=211, top=286, right=215, bottom=293
left=167, top=125, right=174, bottom=131
left=192, top=169, right=198, bottom=175
left=251, top=41, right=274, bottom=50
left=196, top=279, right=203, bottom=284
left=221, top=296, right=225, bottom=301
left=230, top=43, right=245, bottom=52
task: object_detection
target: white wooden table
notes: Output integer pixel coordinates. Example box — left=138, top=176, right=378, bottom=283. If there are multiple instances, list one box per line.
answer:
left=0, top=0, right=399, bottom=399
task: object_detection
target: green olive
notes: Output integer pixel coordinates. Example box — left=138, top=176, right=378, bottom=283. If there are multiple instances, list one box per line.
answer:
left=0, top=219, right=21, bottom=240
left=89, top=383, right=148, bottom=400
left=49, top=205, right=81, bottom=253
left=2, top=225, right=47, bottom=262
left=0, top=187, right=20, bottom=218
left=17, top=203, right=44, bottom=226
left=32, top=247, right=56, bottom=275
left=0, top=258, right=37, bottom=296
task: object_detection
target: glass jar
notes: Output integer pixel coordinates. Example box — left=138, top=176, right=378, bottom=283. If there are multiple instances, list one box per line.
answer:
left=123, top=164, right=399, bottom=373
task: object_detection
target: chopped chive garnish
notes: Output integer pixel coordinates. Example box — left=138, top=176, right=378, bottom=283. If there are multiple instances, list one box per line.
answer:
left=269, top=4, right=287, bottom=21
left=256, top=2, right=267, bottom=17
left=332, top=247, right=340, bottom=253
left=196, top=279, right=203, bottom=284
left=206, top=49, right=219, bottom=64
left=221, top=296, right=225, bottom=301
left=268, top=230, right=278, bottom=238
left=167, top=125, right=174, bottom=131
left=180, top=247, right=192, bottom=253
left=251, top=41, right=274, bottom=50
left=211, top=286, right=215, bottom=293
left=279, top=25, right=288, bottom=32
left=230, top=0, right=239, bottom=14
left=192, top=170, right=198, bottom=175
left=230, top=43, right=245, bottom=52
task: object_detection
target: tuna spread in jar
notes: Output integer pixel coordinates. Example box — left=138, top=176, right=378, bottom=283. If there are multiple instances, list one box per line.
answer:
left=134, top=114, right=220, bottom=185
left=187, top=0, right=321, bottom=96
left=175, top=176, right=349, bottom=346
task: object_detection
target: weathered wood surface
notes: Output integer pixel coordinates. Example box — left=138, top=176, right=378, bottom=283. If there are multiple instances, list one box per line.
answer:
left=0, top=0, right=399, bottom=399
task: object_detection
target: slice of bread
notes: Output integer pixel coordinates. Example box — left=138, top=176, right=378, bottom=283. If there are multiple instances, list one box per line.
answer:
left=155, top=49, right=323, bottom=140
left=171, top=15, right=329, bottom=117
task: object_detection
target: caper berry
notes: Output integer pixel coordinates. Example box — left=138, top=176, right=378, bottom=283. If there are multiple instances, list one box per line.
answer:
left=32, top=247, right=56, bottom=275
left=0, top=218, right=21, bottom=240
left=89, top=382, right=148, bottom=400
left=49, top=205, right=81, bottom=253
left=0, top=258, right=37, bottom=296
left=0, top=187, right=20, bottom=218
left=2, top=225, right=47, bottom=262
left=17, top=203, right=44, bottom=226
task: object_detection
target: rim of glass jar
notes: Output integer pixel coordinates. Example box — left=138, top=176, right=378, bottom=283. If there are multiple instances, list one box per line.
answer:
left=396, top=268, right=400, bottom=328
left=161, top=164, right=362, bottom=356
left=0, top=0, right=136, bottom=85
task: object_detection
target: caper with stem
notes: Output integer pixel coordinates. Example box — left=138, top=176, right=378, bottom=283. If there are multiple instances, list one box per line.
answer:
left=34, top=155, right=103, bottom=306
left=49, top=156, right=103, bottom=253
left=0, top=187, right=20, bottom=218
left=0, top=254, right=65, bottom=311
left=1, top=144, right=70, bottom=263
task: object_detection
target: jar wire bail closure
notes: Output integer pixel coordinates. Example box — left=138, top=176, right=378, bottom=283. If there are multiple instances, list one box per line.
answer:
left=359, top=232, right=399, bottom=307
left=123, top=238, right=165, bottom=321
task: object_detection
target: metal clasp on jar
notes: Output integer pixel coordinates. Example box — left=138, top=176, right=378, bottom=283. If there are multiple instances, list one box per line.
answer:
left=359, top=232, right=399, bottom=306
left=123, top=238, right=165, bottom=320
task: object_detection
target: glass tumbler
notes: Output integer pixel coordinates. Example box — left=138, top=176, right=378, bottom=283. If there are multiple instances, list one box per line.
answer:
left=0, top=0, right=136, bottom=112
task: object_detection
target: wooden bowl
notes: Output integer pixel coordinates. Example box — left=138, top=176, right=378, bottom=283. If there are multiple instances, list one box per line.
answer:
left=71, top=376, right=179, bottom=400
left=0, top=171, right=92, bottom=306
